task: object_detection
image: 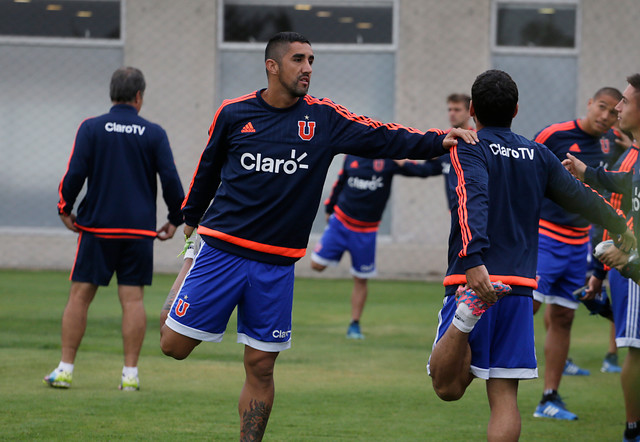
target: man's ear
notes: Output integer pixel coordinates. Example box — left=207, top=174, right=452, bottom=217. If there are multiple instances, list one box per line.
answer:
left=265, top=59, right=279, bottom=76
left=469, top=101, right=475, bottom=117
left=513, top=103, right=518, bottom=118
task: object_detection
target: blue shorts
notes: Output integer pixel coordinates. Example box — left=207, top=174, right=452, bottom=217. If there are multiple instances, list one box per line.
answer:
left=165, top=243, right=295, bottom=352
left=609, top=269, right=640, bottom=348
left=311, top=215, right=377, bottom=278
left=71, top=231, right=153, bottom=286
left=429, top=295, right=538, bottom=380
left=533, top=234, right=587, bottom=309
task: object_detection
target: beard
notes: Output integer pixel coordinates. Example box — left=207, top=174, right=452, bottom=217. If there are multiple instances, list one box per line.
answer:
left=281, top=76, right=309, bottom=98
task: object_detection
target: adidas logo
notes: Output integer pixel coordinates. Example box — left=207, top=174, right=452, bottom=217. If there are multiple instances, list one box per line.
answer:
left=241, top=122, right=255, bottom=133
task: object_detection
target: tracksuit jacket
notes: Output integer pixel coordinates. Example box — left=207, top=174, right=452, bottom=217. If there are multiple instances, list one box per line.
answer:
left=324, top=156, right=437, bottom=230
left=58, top=104, right=184, bottom=238
left=535, top=120, right=608, bottom=245
left=182, top=90, right=448, bottom=265
left=443, top=126, right=627, bottom=297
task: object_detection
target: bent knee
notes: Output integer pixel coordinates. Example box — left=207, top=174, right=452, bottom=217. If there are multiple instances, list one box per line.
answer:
left=160, top=326, right=198, bottom=360
left=310, top=261, right=326, bottom=272
left=432, top=381, right=466, bottom=402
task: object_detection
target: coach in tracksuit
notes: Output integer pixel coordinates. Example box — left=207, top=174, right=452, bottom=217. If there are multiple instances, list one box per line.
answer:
left=45, top=67, right=184, bottom=392
left=427, top=70, right=633, bottom=442
left=159, top=32, right=477, bottom=441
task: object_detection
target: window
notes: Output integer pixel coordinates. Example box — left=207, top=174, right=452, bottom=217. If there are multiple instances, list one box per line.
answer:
left=0, top=0, right=121, bottom=40
left=495, top=2, right=577, bottom=49
left=223, top=1, right=393, bottom=45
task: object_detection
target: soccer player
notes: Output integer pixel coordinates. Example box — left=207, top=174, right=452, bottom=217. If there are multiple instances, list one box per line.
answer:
left=421, top=93, right=474, bottom=210
left=427, top=69, right=634, bottom=442
left=532, top=86, right=622, bottom=419
left=310, top=156, right=438, bottom=339
left=562, top=73, right=640, bottom=442
left=46, top=67, right=184, bottom=391
left=159, top=32, right=476, bottom=441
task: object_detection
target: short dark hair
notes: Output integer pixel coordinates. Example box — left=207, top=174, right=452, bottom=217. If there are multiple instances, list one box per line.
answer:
left=471, top=70, right=518, bottom=128
left=110, top=67, right=145, bottom=103
left=593, top=86, right=622, bottom=102
left=627, top=74, right=640, bottom=108
left=447, top=93, right=471, bottom=110
left=265, top=31, right=310, bottom=63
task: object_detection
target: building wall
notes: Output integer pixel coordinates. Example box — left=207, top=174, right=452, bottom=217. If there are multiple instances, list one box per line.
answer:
left=2, top=0, right=639, bottom=282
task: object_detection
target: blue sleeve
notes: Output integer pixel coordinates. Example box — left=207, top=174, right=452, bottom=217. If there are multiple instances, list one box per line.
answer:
left=324, top=100, right=448, bottom=160
left=450, top=143, right=489, bottom=270
left=57, top=121, right=92, bottom=215
left=181, top=106, right=229, bottom=227
left=544, top=149, right=627, bottom=235
left=324, top=159, right=347, bottom=214
left=396, top=159, right=443, bottom=177
left=154, top=127, right=185, bottom=226
left=584, top=166, right=632, bottom=195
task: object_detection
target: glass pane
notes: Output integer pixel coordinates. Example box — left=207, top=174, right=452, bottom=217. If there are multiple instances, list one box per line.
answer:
left=0, top=0, right=121, bottom=39
left=496, top=3, right=576, bottom=48
left=224, top=3, right=393, bottom=44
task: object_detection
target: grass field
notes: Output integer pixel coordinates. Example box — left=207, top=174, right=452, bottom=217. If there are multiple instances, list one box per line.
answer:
left=0, top=269, right=629, bottom=441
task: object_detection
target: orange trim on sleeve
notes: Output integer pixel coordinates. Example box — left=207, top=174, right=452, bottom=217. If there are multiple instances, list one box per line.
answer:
left=443, top=274, right=538, bottom=289
left=57, top=118, right=91, bottom=214
left=197, top=226, right=306, bottom=258
left=303, top=95, right=445, bottom=135
left=450, top=146, right=472, bottom=257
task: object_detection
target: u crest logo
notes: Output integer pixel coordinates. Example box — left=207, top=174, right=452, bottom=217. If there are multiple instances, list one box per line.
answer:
left=298, top=121, right=316, bottom=141
left=175, top=299, right=190, bottom=317
left=373, top=159, right=385, bottom=172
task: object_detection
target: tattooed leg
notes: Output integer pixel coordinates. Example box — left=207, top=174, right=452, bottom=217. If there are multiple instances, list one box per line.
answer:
left=239, top=346, right=279, bottom=442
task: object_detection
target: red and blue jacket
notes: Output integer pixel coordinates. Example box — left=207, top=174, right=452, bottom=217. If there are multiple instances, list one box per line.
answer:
left=535, top=120, right=608, bottom=245
left=444, top=126, right=627, bottom=296
left=57, top=104, right=185, bottom=239
left=182, top=90, right=448, bottom=265
left=324, top=156, right=437, bottom=231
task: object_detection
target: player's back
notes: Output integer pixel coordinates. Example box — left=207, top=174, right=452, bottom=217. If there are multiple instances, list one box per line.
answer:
left=445, top=126, right=558, bottom=295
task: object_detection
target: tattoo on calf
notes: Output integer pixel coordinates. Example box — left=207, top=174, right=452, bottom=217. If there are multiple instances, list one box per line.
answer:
left=241, top=399, right=272, bottom=441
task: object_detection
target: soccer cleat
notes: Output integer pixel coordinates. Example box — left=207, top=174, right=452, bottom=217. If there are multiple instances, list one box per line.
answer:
left=43, top=368, right=72, bottom=388
left=119, top=374, right=140, bottom=391
left=563, top=358, right=590, bottom=376
left=533, top=398, right=578, bottom=420
left=455, top=282, right=512, bottom=316
left=346, top=322, right=365, bottom=340
left=601, top=353, right=622, bottom=373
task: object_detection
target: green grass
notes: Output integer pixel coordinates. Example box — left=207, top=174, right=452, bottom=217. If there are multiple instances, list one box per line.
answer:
left=0, top=270, right=628, bottom=440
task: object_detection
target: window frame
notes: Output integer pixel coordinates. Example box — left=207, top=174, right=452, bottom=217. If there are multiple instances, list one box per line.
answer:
left=0, top=0, right=125, bottom=48
left=491, top=0, right=580, bottom=56
left=218, top=0, right=398, bottom=52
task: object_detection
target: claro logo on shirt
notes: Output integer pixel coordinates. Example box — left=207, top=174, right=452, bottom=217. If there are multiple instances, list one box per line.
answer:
left=348, top=175, right=384, bottom=191
left=104, top=122, right=146, bottom=135
left=241, top=149, right=309, bottom=174
left=489, top=143, right=535, bottom=160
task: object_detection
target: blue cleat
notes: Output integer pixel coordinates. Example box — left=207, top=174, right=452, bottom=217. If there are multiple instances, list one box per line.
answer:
left=563, top=358, right=590, bottom=376
left=601, top=353, right=622, bottom=373
left=533, top=398, right=578, bottom=420
left=346, top=322, right=365, bottom=340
